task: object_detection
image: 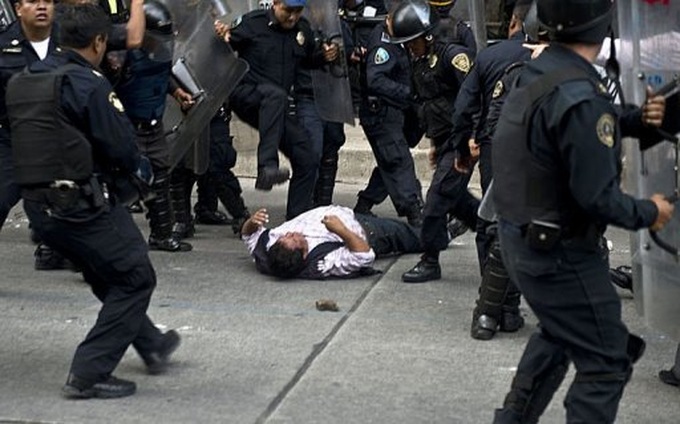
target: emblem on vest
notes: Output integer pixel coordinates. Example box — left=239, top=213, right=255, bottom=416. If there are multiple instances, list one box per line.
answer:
left=428, top=53, right=438, bottom=69
left=108, top=92, right=125, bottom=113
left=296, top=31, right=305, bottom=46
left=492, top=80, right=504, bottom=99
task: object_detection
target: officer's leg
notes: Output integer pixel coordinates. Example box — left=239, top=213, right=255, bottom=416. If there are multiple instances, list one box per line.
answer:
left=145, top=167, right=192, bottom=252
left=314, top=121, right=346, bottom=206
left=364, top=108, right=422, bottom=224
left=355, top=167, right=389, bottom=215
left=254, top=83, right=291, bottom=189
left=471, top=223, right=524, bottom=340
left=279, top=115, right=319, bottom=219
left=0, top=141, right=21, bottom=228
left=194, top=114, right=228, bottom=225
left=169, top=165, right=196, bottom=239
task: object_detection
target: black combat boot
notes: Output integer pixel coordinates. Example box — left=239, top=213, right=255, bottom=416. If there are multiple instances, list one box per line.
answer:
left=146, top=169, right=192, bottom=252
left=255, top=166, right=290, bottom=191
left=215, top=182, right=250, bottom=235
left=402, top=254, right=441, bottom=283
left=170, top=168, right=195, bottom=240
left=353, top=196, right=376, bottom=217
left=313, top=154, right=339, bottom=207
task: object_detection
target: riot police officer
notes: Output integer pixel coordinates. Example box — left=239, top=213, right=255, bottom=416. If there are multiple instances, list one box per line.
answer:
left=427, top=0, right=476, bottom=55
left=353, top=2, right=424, bottom=226
left=115, top=0, right=192, bottom=252
left=215, top=0, right=339, bottom=219
left=491, top=0, right=674, bottom=422
left=386, top=0, right=477, bottom=283
left=7, top=4, right=180, bottom=399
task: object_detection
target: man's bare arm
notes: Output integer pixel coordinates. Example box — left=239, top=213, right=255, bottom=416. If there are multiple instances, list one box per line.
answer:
left=322, top=215, right=370, bottom=252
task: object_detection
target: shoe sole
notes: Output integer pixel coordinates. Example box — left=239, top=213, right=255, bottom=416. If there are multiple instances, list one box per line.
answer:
left=62, top=385, right=136, bottom=400
left=401, top=275, right=441, bottom=283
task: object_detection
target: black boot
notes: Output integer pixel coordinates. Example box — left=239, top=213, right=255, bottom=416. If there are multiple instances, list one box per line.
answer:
left=215, top=180, right=250, bottom=235
left=170, top=168, right=195, bottom=240
left=146, top=169, right=192, bottom=252
left=194, top=173, right=230, bottom=225
left=353, top=196, right=376, bottom=217
left=499, top=289, right=524, bottom=333
left=314, top=154, right=339, bottom=207
left=255, top=166, right=290, bottom=191
left=402, top=254, right=441, bottom=283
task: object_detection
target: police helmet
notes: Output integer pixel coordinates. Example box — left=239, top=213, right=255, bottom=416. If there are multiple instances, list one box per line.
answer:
left=143, top=0, right=173, bottom=35
left=537, top=0, right=613, bottom=44
left=428, top=0, right=455, bottom=19
left=390, top=0, right=439, bottom=44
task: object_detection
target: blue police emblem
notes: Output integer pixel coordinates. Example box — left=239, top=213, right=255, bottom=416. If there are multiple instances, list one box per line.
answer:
left=374, top=47, right=390, bottom=65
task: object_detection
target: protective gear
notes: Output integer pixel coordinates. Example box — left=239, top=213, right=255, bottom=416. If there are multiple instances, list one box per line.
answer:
left=537, top=0, right=613, bottom=44
left=522, top=1, right=545, bottom=43
left=141, top=1, right=174, bottom=62
left=145, top=168, right=193, bottom=251
left=144, top=0, right=173, bottom=34
left=390, top=0, right=439, bottom=44
left=428, top=0, right=454, bottom=18
left=6, top=66, right=93, bottom=185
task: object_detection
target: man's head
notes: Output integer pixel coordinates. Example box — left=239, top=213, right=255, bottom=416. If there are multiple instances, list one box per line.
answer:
left=57, top=4, right=111, bottom=66
left=15, top=0, right=54, bottom=36
left=267, top=232, right=309, bottom=278
left=537, top=0, right=613, bottom=45
left=389, top=0, right=438, bottom=52
left=506, top=0, right=534, bottom=38
left=272, top=0, right=305, bottom=30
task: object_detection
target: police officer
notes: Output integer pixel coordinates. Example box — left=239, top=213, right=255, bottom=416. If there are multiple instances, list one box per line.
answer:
left=428, top=0, right=476, bottom=55
left=7, top=4, right=180, bottom=399
left=0, top=0, right=70, bottom=270
left=215, top=0, right=338, bottom=219
left=353, top=2, right=424, bottom=226
left=115, top=0, right=192, bottom=252
left=386, top=0, right=476, bottom=283
left=491, top=0, right=674, bottom=422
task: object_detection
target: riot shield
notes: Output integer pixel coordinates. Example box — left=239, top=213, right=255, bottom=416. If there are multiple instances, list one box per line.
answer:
left=0, top=0, right=15, bottom=30
left=618, top=1, right=680, bottom=339
left=304, top=0, right=355, bottom=125
left=160, top=0, right=249, bottom=173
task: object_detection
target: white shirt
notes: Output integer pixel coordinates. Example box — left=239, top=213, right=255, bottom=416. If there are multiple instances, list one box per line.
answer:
left=30, top=37, right=50, bottom=60
left=243, top=206, right=376, bottom=277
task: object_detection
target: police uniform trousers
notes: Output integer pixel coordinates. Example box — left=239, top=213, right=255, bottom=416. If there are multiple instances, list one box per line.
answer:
left=421, top=149, right=479, bottom=255
left=495, top=219, right=631, bottom=424
left=230, top=83, right=318, bottom=219
left=196, top=113, right=247, bottom=218
left=358, top=104, right=422, bottom=216
left=354, top=213, right=422, bottom=256
left=296, top=97, right=346, bottom=206
left=22, top=196, right=163, bottom=382
left=0, top=132, right=21, bottom=227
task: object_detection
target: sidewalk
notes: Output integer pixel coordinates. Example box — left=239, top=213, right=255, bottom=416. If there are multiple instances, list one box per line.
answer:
left=0, top=180, right=678, bottom=423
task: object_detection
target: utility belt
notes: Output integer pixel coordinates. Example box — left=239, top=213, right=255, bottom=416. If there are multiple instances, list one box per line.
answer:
left=130, top=118, right=161, bottom=133
left=520, top=219, right=604, bottom=251
left=21, top=176, right=107, bottom=214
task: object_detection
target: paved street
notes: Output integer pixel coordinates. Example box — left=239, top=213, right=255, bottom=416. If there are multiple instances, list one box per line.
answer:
left=1, top=180, right=679, bottom=423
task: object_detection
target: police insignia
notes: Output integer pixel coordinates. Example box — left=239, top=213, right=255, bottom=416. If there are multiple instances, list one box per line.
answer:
left=374, top=47, right=390, bottom=65
left=296, top=31, right=305, bottom=46
left=492, top=80, right=504, bottom=99
left=2, top=47, right=21, bottom=53
left=428, top=54, right=438, bottom=68
left=596, top=113, right=615, bottom=148
left=452, top=53, right=471, bottom=74
left=108, top=92, right=125, bottom=113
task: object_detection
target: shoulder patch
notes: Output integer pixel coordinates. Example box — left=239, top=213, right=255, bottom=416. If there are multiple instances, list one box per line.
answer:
left=452, top=53, right=471, bottom=74
left=108, top=92, right=125, bottom=113
left=492, top=80, right=504, bottom=99
left=374, top=47, right=390, bottom=65
left=596, top=113, right=615, bottom=148
left=296, top=31, right=305, bottom=46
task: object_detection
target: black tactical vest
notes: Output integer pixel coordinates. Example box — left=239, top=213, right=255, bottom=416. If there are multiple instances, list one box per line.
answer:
left=6, top=65, right=94, bottom=185
left=492, top=67, right=595, bottom=225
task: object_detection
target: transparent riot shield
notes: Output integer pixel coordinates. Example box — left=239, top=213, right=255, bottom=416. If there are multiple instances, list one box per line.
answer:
left=618, top=0, right=680, bottom=339
left=304, top=0, right=355, bottom=125
left=0, top=0, right=15, bottom=30
left=160, top=0, right=249, bottom=173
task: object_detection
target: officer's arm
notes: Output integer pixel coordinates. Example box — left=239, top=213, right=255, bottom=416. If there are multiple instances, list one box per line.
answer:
left=126, top=0, right=145, bottom=49
left=63, top=75, right=140, bottom=174
left=446, top=63, right=481, bottom=154
left=558, top=99, right=657, bottom=230
left=366, top=45, right=410, bottom=106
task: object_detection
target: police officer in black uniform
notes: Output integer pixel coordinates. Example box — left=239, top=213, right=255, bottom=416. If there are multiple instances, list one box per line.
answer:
left=0, top=0, right=69, bottom=269
left=353, top=2, right=424, bottom=226
left=7, top=4, right=180, bottom=399
left=193, top=107, right=251, bottom=234
left=216, top=0, right=338, bottom=219
left=428, top=0, right=476, bottom=56
left=115, top=0, right=192, bottom=252
left=386, top=0, right=476, bottom=283
left=491, top=0, right=674, bottom=422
